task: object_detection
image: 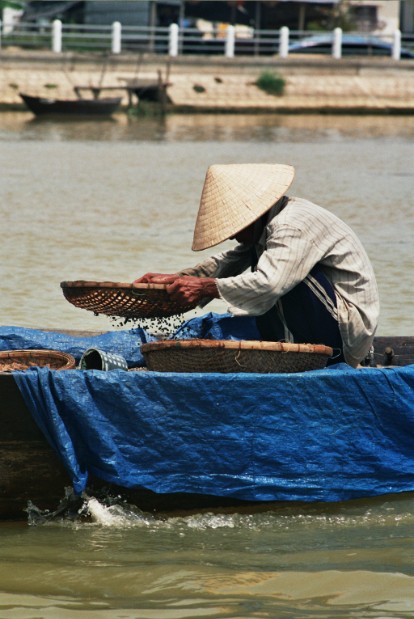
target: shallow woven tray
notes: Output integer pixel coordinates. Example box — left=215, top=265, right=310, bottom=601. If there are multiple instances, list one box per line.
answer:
left=60, top=281, right=198, bottom=319
left=0, top=349, right=76, bottom=373
left=141, top=339, right=333, bottom=374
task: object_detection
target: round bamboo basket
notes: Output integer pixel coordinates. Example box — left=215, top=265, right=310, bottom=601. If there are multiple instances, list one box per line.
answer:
left=0, top=349, right=76, bottom=373
left=60, top=281, right=198, bottom=319
left=141, top=339, right=333, bottom=374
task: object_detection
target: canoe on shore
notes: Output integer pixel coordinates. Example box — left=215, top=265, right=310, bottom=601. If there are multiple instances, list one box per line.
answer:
left=1, top=326, right=414, bottom=521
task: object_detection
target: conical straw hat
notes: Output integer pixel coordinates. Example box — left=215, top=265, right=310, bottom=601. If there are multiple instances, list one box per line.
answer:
left=192, top=163, right=295, bottom=251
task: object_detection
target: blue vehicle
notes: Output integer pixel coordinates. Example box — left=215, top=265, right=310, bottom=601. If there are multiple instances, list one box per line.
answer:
left=288, top=33, right=414, bottom=59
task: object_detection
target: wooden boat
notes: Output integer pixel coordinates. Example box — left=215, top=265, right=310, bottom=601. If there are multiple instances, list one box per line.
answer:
left=19, top=93, right=122, bottom=117
left=126, top=78, right=172, bottom=103
left=1, top=330, right=414, bottom=521
left=1, top=374, right=245, bottom=519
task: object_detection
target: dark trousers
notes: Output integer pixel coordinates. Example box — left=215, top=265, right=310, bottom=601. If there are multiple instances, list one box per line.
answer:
left=256, top=266, right=344, bottom=365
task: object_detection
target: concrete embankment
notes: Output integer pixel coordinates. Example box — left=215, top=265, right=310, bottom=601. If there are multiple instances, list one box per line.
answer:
left=1, top=50, right=414, bottom=113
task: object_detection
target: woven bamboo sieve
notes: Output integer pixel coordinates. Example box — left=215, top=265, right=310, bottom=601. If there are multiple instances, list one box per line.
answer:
left=0, top=349, right=76, bottom=372
left=141, top=340, right=333, bottom=374
left=60, top=281, right=199, bottom=319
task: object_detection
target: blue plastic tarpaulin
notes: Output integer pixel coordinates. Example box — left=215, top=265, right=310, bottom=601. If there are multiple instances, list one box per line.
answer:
left=0, top=324, right=155, bottom=367
left=3, top=320, right=414, bottom=503
left=0, top=313, right=260, bottom=366
left=12, top=361, right=414, bottom=503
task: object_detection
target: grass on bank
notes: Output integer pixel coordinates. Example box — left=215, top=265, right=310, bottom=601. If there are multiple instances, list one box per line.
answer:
left=255, top=71, right=285, bottom=96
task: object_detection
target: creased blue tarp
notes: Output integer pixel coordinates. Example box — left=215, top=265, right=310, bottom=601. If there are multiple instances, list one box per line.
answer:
left=0, top=325, right=155, bottom=366
left=0, top=314, right=259, bottom=367
left=13, top=362, right=414, bottom=503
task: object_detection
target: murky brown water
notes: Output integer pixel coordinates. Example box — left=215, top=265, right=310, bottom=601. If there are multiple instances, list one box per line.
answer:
left=1, top=111, right=413, bottom=334
left=1, top=111, right=414, bottom=618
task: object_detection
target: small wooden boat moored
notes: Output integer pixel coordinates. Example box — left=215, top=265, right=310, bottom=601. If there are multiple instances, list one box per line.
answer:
left=19, top=93, right=122, bottom=117
left=1, top=327, right=414, bottom=521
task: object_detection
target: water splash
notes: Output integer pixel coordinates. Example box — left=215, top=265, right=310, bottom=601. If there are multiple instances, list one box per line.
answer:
left=26, top=486, right=414, bottom=537
left=85, top=497, right=152, bottom=527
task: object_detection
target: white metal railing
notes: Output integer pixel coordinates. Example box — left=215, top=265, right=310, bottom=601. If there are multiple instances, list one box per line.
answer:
left=0, top=19, right=413, bottom=60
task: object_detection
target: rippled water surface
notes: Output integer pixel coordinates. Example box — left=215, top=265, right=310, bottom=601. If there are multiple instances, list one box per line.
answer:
left=1, top=111, right=414, bottom=618
left=1, top=494, right=414, bottom=618
left=1, top=111, right=414, bottom=333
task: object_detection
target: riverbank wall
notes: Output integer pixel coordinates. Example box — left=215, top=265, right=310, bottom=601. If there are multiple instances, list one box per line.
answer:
left=1, top=50, right=414, bottom=113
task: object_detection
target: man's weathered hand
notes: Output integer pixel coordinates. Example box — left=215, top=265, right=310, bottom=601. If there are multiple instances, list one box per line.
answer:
left=133, top=273, right=178, bottom=284
left=167, top=276, right=219, bottom=305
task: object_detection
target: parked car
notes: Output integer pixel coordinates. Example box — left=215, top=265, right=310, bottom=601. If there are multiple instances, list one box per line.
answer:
left=288, top=34, right=414, bottom=59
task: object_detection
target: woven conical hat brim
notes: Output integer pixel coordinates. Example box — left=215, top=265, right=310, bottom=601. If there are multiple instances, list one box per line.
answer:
left=192, top=163, right=295, bottom=251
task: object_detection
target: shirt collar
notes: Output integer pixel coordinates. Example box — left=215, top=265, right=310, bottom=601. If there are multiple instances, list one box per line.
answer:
left=256, top=195, right=289, bottom=251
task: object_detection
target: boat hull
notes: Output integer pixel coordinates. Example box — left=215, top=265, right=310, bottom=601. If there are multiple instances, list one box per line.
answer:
left=0, top=374, right=267, bottom=519
left=1, top=334, right=414, bottom=520
left=0, top=375, right=70, bottom=518
left=20, top=93, right=122, bottom=117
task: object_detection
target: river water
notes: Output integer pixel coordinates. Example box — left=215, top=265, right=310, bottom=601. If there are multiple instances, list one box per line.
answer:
left=1, top=111, right=414, bottom=618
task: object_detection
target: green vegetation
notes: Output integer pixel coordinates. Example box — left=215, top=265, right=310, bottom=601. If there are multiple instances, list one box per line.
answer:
left=255, top=71, right=285, bottom=97
left=128, top=101, right=166, bottom=117
left=0, top=1, right=24, bottom=8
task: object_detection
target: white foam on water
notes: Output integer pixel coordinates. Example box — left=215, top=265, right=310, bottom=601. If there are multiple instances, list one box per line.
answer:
left=85, top=496, right=157, bottom=528
left=86, top=497, right=127, bottom=526
left=27, top=487, right=414, bottom=536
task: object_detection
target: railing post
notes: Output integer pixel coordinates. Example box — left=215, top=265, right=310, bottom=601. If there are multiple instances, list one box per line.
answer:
left=0, top=20, right=2, bottom=50
left=333, top=27, right=342, bottom=59
left=392, top=29, right=401, bottom=60
left=225, top=24, right=235, bottom=57
left=52, top=19, right=62, bottom=53
left=112, top=21, right=121, bottom=54
left=279, top=26, right=289, bottom=58
left=169, top=23, right=179, bottom=57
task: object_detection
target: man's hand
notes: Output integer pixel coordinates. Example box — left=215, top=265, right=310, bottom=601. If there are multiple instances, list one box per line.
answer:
left=133, top=273, right=178, bottom=284
left=167, top=276, right=219, bottom=305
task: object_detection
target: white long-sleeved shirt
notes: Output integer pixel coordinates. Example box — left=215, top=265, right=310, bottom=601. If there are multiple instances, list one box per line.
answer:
left=180, top=197, right=379, bottom=367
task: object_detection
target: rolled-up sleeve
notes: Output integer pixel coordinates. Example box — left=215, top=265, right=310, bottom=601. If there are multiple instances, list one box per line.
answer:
left=178, top=244, right=252, bottom=279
